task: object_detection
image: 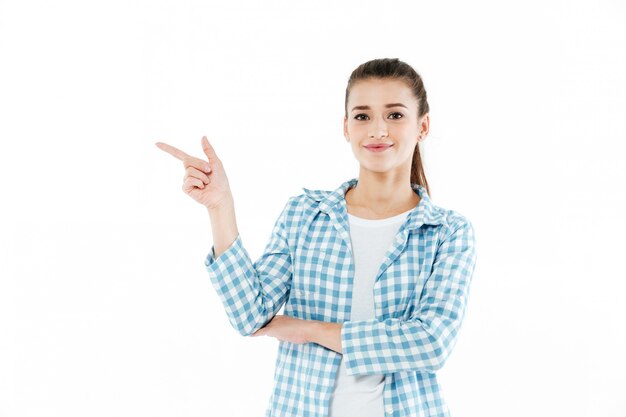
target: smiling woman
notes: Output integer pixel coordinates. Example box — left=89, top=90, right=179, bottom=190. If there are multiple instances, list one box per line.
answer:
left=158, top=57, right=477, bottom=417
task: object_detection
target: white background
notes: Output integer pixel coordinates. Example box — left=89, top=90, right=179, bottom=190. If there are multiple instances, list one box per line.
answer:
left=1, top=1, right=625, bottom=416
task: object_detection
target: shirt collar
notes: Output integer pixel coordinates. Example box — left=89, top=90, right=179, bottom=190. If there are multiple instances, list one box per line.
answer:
left=302, top=177, right=445, bottom=230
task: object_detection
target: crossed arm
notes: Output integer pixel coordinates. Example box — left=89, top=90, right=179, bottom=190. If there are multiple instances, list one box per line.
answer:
left=249, top=218, right=477, bottom=375
left=307, top=320, right=343, bottom=353
left=251, top=315, right=343, bottom=353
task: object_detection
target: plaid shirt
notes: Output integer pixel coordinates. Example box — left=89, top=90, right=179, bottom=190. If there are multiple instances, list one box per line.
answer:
left=204, top=177, right=477, bottom=417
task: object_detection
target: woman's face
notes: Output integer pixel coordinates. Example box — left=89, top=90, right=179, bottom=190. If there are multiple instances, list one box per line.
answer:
left=344, top=78, right=428, bottom=177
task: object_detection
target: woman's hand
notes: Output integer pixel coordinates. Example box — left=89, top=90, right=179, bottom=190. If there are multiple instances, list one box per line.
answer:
left=155, top=136, right=233, bottom=210
left=251, top=315, right=312, bottom=345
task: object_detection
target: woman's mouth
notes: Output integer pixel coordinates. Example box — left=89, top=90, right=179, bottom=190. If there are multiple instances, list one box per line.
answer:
left=364, top=144, right=393, bottom=153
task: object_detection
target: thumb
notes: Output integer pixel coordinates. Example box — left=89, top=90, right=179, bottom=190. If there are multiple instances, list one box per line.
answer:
left=201, top=136, right=218, bottom=161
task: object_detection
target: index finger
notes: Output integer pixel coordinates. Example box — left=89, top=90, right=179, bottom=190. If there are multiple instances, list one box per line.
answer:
left=155, top=142, right=189, bottom=161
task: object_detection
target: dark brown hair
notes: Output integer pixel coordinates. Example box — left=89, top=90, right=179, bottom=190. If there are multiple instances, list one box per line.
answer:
left=344, top=58, right=431, bottom=196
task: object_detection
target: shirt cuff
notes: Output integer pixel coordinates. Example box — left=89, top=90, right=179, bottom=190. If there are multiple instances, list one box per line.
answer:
left=204, top=234, right=246, bottom=284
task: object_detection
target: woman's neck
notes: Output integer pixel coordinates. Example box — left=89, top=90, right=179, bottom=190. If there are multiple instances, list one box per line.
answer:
left=344, top=181, right=420, bottom=220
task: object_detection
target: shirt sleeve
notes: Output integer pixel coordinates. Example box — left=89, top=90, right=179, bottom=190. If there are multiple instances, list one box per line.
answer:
left=340, top=217, right=477, bottom=375
left=204, top=196, right=296, bottom=337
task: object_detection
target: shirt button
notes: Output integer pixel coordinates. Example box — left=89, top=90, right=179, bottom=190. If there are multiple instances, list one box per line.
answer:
left=386, top=406, right=394, bottom=414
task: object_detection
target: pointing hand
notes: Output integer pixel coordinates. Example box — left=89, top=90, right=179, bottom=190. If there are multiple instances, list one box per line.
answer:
left=155, top=136, right=233, bottom=210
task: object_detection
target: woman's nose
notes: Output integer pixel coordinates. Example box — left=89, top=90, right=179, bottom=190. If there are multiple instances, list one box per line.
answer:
left=369, top=120, right=388, bottom=138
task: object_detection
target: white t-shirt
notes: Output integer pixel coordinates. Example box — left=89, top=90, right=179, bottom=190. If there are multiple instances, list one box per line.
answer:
left=328, top=207, right=413, bottom=417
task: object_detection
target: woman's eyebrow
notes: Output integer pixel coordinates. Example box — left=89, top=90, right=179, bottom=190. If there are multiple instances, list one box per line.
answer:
left=351, top=103, right=408, bottom=112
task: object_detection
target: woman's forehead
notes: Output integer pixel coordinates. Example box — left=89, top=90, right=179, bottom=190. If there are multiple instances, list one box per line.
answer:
left=349, top=80, right=416, bottom=109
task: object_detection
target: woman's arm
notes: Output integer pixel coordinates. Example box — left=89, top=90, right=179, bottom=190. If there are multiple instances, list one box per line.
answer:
left=205, top=196, right=297, bottom=337
left=305, top=321, right=343, bottom=354
left=207, top=196, right=239, bottom=259
left=339, top=218, right=477, bottom=375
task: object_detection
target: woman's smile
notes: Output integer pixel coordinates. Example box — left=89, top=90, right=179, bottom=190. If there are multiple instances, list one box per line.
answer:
left=364, top=144, right=393, bottom=153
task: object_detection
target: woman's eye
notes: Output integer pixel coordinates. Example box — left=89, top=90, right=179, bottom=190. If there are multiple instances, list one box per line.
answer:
left=354, top=112, right=403, bottom=121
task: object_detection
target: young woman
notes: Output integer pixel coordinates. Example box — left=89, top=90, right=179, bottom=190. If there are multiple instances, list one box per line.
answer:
left=156, top=58, right=477, bottom=417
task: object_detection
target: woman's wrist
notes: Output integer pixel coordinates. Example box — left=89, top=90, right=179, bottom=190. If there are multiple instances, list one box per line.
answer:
left=306, top=320, right=343, bottom=354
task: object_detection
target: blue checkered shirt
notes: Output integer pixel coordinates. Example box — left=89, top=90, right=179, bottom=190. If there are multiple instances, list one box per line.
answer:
left=204, top=177, right=477, bottom=417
